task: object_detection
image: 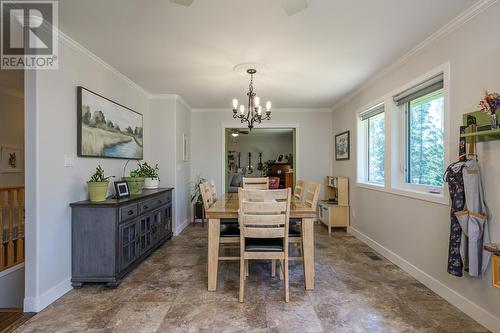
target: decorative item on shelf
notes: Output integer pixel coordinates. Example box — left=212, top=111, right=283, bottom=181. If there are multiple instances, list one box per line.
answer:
left=335, top=131, right=350, bottom=161
left=190, top=175, right=207, bottom=222
left=113, top=181, right=130, bottom=199
left=87, top=165, right=113, bottom=202
left=478, top=91, right=500, bottom=129
left=139, top=162, right=160, bottom=189
left=262, top=160, right=274, bottom=176
left=231, top=68, right=272, bottom=130
left=122, top=168, right=145, bottom=195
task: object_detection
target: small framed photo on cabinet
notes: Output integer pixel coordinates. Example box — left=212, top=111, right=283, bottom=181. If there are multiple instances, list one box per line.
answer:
left=114, top=181, right=130, bottom=199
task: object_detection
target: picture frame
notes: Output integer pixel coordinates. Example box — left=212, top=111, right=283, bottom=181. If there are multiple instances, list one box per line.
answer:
left=0, top=145, right=23, bottom=173
left=114, top=181, right=130, bottom=199
left=335, top=131, right=350, bottom=161
left=183, top=133, right=189, bottom=162
left=77, top=86, right=144, bottom=160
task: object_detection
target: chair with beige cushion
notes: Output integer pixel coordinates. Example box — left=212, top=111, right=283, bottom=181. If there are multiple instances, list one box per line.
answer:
left=293, top=179, right=305, bottom=201
left=200, top=182, right=239, bottom=261
left=238, top=188, right=291, bottom=302
left=242, top=177, right=269, bottom=190
left=289, top=182, right=321, bottom=263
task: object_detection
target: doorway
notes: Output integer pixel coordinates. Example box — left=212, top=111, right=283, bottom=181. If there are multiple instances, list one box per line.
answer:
left=0, top=69, right=26, bottom=321
left=224, top=127, right=297, bottom=193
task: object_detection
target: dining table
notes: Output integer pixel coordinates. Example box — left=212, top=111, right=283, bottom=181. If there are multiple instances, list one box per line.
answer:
left=204, top=192, right=317, bottom=291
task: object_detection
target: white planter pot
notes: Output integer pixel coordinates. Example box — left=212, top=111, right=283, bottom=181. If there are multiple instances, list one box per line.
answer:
left=144, top=177, right=159, bottom=189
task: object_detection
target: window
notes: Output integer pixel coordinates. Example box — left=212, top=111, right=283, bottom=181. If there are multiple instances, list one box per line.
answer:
left=394, top=73, right=445, bottom=190
left=359, top=104, right=385, bottom=185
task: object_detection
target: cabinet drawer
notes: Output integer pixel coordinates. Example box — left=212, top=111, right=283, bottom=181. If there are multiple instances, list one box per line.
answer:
left=139, top=193, right=169, bottom=214
left=119, top=203, right=138, bottom=222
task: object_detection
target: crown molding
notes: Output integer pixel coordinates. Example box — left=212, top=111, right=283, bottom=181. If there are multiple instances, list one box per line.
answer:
left=331, top=0, right=498, bottom=112
left=150, top=94, right=192, bottom=110
left=57, top=30, right=152, bottom=98
left=192, top=108, right=332, bottom=113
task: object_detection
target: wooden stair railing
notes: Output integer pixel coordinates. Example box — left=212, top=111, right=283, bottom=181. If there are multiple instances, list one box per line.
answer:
left=0, top=186, right=25, bottom=272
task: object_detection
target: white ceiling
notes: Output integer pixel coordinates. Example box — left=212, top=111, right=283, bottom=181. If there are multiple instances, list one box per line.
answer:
left=58, top=0, right=478, bottom=108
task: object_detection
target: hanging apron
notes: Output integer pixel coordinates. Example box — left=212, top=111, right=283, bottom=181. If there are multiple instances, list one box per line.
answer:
left=455, top=158, right=491, bottom=277
left=444, top=126, right=467, bottom=277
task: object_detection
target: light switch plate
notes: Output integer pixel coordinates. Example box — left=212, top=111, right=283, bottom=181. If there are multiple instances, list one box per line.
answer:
left=64, top=154, right=74, bottom=167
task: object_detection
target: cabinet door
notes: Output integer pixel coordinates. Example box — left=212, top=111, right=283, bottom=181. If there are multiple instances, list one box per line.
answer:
left=139, top=214, right=153, bottom=255
left=162, top=204, right=173, bottom=236
left=151, top=209, right=162, bottom=243
left=119, top=219, right=139, bottom=271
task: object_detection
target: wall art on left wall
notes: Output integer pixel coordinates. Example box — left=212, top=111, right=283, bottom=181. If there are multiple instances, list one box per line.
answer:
left=77, top=86, right=144, bottom=160
left=0, top=145, right=23, bottom=173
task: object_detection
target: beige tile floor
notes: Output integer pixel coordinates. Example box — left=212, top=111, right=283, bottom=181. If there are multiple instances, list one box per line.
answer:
left=14, top=224, right=489, bottom=333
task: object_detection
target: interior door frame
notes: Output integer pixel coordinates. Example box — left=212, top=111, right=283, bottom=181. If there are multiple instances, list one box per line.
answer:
left=220, top=122, right=300, bottom=193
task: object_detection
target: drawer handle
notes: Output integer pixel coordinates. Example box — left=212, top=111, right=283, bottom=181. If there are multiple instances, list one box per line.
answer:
left=128, top=210, right=134, bottom=216
left=143, top=205, right=149, bottom=210
left=158, top=200, right=162, bottom=204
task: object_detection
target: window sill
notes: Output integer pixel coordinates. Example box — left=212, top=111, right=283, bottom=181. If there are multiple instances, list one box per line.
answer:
left=355, top=182, right=449, bottom=206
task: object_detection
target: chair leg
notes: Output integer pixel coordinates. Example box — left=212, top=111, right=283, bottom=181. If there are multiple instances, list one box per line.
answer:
left=245, top=260, right=249, bottom=279
left=279, top=260, right=284, bottom=281
left=271, top=260, right=276, bottom=278
left=284, top=258, right=289, bottom=302
left=239, top=256, right=245, bottom=303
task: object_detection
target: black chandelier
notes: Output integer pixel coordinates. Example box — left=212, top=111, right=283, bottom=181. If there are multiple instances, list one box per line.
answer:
left=232, top=69, right=272, bottom=130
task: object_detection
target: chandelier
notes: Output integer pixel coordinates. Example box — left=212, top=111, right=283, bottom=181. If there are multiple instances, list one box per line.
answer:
left=232, top=69, right=272, bottom=130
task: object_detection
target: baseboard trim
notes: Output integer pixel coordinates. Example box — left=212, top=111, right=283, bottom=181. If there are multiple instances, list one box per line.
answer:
left=23, top=277, right=72, bottom=312
left=174, top=217, right=190, bottom=236
left=347, top=226, right=500, bottom=333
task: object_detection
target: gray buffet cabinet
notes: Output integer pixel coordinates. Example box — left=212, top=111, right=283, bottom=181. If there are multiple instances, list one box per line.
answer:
left=70, top=188, right=173, bottom=288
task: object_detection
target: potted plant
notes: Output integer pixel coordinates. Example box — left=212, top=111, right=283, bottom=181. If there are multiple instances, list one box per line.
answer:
left=190, top=175, right=206, bottom=221
left=88, top=165, right=112, bottom=202
left=139, top=162, right=160, bottom=189
left=122, top=168, right=145, bottom=195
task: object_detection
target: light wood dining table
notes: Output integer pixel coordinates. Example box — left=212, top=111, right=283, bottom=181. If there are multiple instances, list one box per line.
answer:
left=204, top=193, right=317, bottom=291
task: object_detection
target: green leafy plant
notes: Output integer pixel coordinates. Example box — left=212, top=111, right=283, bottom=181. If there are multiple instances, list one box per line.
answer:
left=190, top=175, right=207, bottom=204
left=89, top=165, right=113, bottom=182
left=138, top=162, right=160, bottom=179
left=128, top=168, right=143, bottom=178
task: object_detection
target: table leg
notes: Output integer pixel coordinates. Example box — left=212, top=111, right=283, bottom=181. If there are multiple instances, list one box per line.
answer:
left=208, top=218, right=220, bottom=291
left=302, top=218, right=314, bottom=290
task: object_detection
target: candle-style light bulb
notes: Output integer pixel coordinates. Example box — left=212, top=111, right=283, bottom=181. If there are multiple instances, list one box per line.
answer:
left=239, top=104, right=245, bottom=115
left=266, top=101, right=272, bottom=111
left=257, top=106, right=262, bottom=115
left=254, top=96, right=260, bottom=107
left=232, top=99, right=238, bottom=109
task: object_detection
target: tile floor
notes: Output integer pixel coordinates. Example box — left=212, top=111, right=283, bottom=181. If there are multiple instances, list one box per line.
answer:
left=14, top=224, right=489, bottom=333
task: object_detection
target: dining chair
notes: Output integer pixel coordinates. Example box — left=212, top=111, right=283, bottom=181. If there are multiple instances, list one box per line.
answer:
left=242, top=177, right=269, bottom=190
left=200, top=182, right=239, bottom=261
left=238, top=188, right=291, bottom=302
left=293, top=179, right=305, bottom=201
left=289, top=182, right=321, bottom=263
left=209, top=179, right=217, bottom=202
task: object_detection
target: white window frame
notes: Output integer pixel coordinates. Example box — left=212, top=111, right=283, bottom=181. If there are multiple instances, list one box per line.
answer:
left=355, top=63, right=450, bottom=205
left=391, top=64, right=450, bottom=204
left=356, top=100, right=386, bottom=189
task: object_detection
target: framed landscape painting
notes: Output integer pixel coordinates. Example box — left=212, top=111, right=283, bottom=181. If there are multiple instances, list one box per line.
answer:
left=77, top=87, right=143, bottom=159
left=335, top=131, right=350, bottom=161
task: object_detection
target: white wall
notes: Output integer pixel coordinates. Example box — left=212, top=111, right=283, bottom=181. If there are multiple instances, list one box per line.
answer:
left=25, top=35, right=151, bottom=312
left=191, top=109, right=332, bottom=198
left=0, top=265, right=24, bottom=308
left=331, top=3, right=500, bottom=331
left=149, top=96, right=192, bottom=235
left=0, top=90, right=24, bottom=188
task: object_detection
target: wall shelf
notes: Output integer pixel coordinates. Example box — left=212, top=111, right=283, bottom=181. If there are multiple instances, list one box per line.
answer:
left=461, top=111, right=500, bottom=142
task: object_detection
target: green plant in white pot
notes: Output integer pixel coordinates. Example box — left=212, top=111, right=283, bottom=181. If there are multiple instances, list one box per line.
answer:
left=122, top=168, right=145, bottom=195
left=139, top=162, right=160, bottom=189
left=88, top=165, right=112, bottom=202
